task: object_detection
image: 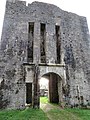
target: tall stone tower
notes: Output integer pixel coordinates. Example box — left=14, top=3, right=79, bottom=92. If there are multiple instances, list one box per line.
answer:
left=0, top=0, right=90, bottom=109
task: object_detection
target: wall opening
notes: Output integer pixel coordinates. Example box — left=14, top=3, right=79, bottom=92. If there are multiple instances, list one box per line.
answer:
left=40, top=23, right=46, bottom=63
left=27, top=22, right=34, bottom=62
left=39, top=73, right=59, bottom=105
left=26, top=83, right=32, bottom=104
left=40, top=77, right=49, bottom=97
left=55, top=25, right=61, bottom=64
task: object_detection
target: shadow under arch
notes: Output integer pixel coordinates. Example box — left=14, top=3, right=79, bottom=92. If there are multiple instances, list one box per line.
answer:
left=39, top=72, right=63, bottom=104
left=39, top=70, right=64, bottom=81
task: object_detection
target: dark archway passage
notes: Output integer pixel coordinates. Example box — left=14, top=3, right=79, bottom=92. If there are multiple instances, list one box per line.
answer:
left=40, top=72, right=62, bottom=104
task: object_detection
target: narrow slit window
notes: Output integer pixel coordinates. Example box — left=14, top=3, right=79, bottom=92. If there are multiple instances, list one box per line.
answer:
left=40, top=23, right=46, bottom=63
left=55, top=25, right=61, bottom=64
left=27, top=22, right=34, bottom=62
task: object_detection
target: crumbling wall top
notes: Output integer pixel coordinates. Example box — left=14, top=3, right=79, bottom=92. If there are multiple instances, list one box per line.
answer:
left=6, top=0, right=26, bottom=5
left=7, top=0, right=20, bottom=3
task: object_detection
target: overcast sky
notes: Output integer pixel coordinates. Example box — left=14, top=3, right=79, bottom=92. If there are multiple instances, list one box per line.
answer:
left=0, top=0, right=90, bottom=39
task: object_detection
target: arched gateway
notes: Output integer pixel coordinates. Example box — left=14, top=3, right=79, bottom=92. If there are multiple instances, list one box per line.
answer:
left=24, top=63, right=66, bottom=108
left=40, top=72, right=62, bottom=104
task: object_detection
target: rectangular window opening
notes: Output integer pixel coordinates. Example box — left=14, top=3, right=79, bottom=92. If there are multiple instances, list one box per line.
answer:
left=40, top=23, right=46, bottom=63
left=27, top=22, right=34, bottom=62
left=55, top=25, right=61, bottom=64
left=26, top=83, right=32, bottom=104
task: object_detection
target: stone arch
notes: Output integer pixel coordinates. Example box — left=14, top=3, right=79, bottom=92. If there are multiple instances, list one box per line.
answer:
left=39, top=65, right=66, bottom=86
left=40, top=71, right=62, bottom=79
left=39, top=72, right=63, bottom=104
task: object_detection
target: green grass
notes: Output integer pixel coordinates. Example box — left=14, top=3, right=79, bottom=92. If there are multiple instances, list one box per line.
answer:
left=0, top=104, right=90, bottom=120
left=47, top=108, right=81, bottom=120
left=0, top=108, right=48, bottom=120
left=40, top=97, right=90, bottom=120
left=40, top=97, right=49, bottom=104
left=47, top=108, right=90, bottom=120
left=66, top=108, right=90, bottom=120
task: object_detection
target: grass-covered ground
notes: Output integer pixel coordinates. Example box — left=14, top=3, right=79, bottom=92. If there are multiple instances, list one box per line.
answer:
left=0, top=107, right=90, bottom=120
left=40, top=97, right=49, bottom=104
left=40, top=97, right=90, bottom=120
left=0, top=108, right=48, bottom=120
left=46, top=108, right=90, bottom=120
left=66, top=108, right=90, bottom=120
left=0, top=97, right=90, bottom=120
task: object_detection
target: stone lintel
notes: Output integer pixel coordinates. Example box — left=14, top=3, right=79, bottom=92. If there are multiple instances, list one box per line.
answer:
left=23, top=62, right=65, bottom=67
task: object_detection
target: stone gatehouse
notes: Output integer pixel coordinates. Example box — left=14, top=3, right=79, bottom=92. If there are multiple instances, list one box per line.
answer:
left=0, top=0, right=90, bottom=109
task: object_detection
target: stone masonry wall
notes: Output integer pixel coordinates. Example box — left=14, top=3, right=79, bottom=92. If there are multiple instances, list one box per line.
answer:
left=0, top=0, right=90, bottom=109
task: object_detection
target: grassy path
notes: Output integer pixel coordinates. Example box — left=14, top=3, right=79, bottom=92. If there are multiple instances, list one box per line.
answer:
left=40, top=97, right=90, bottom=120
left=40, top=103, right=81, bottom=120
